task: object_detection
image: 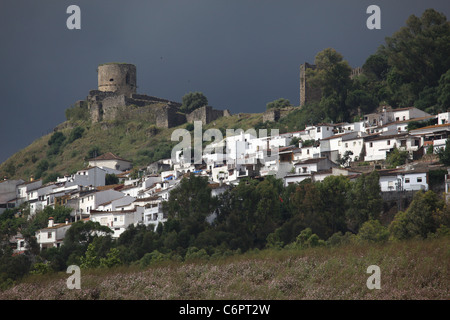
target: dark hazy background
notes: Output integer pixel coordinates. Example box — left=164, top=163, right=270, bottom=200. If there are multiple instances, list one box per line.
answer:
left=1, top=0, right=450, bottom=163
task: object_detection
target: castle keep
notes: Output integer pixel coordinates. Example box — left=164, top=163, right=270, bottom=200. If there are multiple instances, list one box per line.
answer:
left=80, top=63, right=230, bottom=128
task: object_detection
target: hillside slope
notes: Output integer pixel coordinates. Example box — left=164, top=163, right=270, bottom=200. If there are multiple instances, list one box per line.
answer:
left=0, top=111, right=266, bottom=182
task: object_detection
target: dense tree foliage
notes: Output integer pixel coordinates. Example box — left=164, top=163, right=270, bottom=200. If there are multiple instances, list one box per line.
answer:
left=180, top=92, right=208, bottom=114
left=266, top=98, right=292, bottom=110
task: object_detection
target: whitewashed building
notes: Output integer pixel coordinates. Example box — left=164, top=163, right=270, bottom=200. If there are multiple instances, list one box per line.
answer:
left=36, top=217, right=72, bottom=250
left=90, top=206, right=145, bottom=238
left=88, top=152, right=132, bottom=172
left=378, top=169, right=428, bottom=192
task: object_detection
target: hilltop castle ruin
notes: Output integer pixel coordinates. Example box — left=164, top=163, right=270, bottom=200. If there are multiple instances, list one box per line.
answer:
left=74, top=63, right=231, bottom=128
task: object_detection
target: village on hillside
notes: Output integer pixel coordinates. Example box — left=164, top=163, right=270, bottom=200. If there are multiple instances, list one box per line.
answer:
left=1, top=105, right=450, bottom=253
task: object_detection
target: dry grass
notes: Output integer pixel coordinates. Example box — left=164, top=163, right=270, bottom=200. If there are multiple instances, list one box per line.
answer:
left=1, top=237, right=448, bottom=300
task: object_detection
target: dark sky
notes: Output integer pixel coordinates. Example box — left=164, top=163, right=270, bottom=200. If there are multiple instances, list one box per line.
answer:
left=1, top=0, right=450, bottom=163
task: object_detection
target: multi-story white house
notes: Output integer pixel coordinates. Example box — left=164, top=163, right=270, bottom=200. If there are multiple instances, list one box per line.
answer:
left=16, top=179, right=42, bottom=206
left=90, top=206, right=145, bottom=238
left=57, top=166, right=107, bottom=188
left=35, top=217, right=72, bottom=250
left=0, top=179, right=24, bottom=214
left=88, top=152, right=132, bottom=172
left=364, top=133, right=409, bottom=162
left=378, top=169, right=428, bottom=192
left=409, top=123, right=450, bottom=154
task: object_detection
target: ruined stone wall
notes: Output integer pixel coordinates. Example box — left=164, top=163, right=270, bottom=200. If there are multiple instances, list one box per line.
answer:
left=263, top=109, right=280, bottom=122
left=262, top=107, right=295, bottom=123
left=186, top=106, right=230, bottom=125
left=155, top=105, right=187, bottom=128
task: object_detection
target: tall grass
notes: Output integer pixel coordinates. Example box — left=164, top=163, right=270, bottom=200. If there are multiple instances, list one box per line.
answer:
left=1, top=237, right=448, bottom=300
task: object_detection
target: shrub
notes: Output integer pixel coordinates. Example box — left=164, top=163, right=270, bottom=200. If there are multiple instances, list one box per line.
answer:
left=357, top=219, right=389, bottom=243
left=68, top=126, right=85, bottom=143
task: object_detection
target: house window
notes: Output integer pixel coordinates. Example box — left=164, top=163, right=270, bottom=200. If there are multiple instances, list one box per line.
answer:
left=387, top=140, right=390, bottom=145
left=401, top=140, right=406, bottom=147
left=317, top=127, right=321, bottom=133
left=307, top=149, right=310, bottom=154
left=47, top=232, right=52, bottom=239
left=403, top=116, right=406, bottom=120
left=396, top=117, right=399, bottom=121
left=417, top=178, right=422, bottom=183
left=405, top=178, right=410, bottom=183
left=369, top=142, right=373, bottom=148
left=345, top=143, right=348, bottom=148
left=302, top=167, right=307, bottom=173
left=114, top=217, right=117, bottom=222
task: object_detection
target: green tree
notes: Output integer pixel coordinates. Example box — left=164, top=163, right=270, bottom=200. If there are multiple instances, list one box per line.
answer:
left=80, top=243, right=99, bottom=269
left=436, top=140, right=450, bottom=165
left=437, top=69, right=450, bottom=112
left=386, top=146, right=409, bottom=168
left=99, top=248, right=122, bottom=268
left=67, top=126, right=85, bottom=143
left=308, top=48, right=352, bottom=122
left=357, top=219, right=389, bottom=243
left=316, top=175, right=351, bottom=238
left=389, top=190, right=446, bottom=240
left=346, top=171, right=383, bottom=232
left=105, top=173, right=119, bottom=185
left=180, top=92, right=208, bottom=114
left=266, top=98, right=291, bottom=110
left=381, top=9, right=450, bottom=108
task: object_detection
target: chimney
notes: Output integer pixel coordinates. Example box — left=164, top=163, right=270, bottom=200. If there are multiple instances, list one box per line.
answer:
left=48, top=217, right=54, bottom=227
left=65, top=218, right=69, bottom=225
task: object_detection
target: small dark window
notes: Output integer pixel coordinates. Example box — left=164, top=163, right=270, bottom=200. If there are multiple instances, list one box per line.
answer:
left=109, top=78, right=114, bottom=82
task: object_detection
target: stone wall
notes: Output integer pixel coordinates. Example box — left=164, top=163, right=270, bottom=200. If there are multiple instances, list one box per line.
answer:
left=262, top=107, right=295, bottom=122
left=155, top=105, right=187, bottom=128
left=186, top=106, right=231, bottom=125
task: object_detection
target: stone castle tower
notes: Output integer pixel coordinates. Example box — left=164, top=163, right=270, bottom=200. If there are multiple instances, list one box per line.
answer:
left=97, top=63, right=137, bottom=97
left=79, top=62, right=230, bottom=127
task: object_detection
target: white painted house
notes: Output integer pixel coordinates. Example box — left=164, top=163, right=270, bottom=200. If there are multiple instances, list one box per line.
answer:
left=378, top=169, right=428, bottom=192
left=57, top=166, right=107, bottom=188
left=36, top=217, right=72, bottom=250
left=90, top=206, right=145, bottom=238
left=364, top=133, right=409, bottom=162
left=74, top=189, right=126, bottom=216
left=0, top=179, right=24, bottom=214
left=284, top=157, right=338, bottom=186
left=410, top=123, right=450, bottom=154
left=16, top=179, right=42, bottom=206
left=88, top=152, right=132, bottom=172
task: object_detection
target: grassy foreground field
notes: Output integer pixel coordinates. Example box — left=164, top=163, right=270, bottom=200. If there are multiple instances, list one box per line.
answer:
left=1, top=237, right=448, bottom=300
